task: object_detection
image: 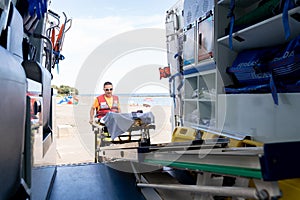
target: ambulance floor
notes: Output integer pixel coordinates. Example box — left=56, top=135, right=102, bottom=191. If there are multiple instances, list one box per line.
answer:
left=48, top=163, right=145, bottom=200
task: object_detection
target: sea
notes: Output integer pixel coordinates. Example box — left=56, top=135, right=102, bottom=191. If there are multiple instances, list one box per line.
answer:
left=117, top=93, right=172, bottom=107
left=72, top=93, right=173, bottom=107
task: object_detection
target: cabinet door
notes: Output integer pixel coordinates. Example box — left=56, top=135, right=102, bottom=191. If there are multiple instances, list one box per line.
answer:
left=197, top=11, right=214, bottom=63
left=183, top=25, right=196, bottom=67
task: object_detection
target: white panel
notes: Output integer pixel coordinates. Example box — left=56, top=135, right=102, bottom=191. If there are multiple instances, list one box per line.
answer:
left=218, top=93, right=300, bottom=143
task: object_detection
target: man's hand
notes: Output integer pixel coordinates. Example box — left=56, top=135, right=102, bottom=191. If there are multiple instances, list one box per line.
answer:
left=89, top=119, right=93, bottom=125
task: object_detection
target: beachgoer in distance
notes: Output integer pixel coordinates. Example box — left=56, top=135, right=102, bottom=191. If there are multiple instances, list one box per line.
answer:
left=89, top=81, right=120, bottom=124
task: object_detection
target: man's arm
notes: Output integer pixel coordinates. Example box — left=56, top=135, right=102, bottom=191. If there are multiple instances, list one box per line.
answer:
left=89, top=106, right=95, bottom=124
left=117, top=96, right=121, bottom=113
left=118, top=103, right=121, bottom=113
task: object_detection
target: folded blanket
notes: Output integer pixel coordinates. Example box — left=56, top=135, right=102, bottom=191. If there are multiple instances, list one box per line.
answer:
left=102, top=112, right=155, bottom=140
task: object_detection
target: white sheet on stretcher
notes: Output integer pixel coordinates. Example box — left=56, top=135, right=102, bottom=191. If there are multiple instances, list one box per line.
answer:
left=102, top=112, right=155, bottom=140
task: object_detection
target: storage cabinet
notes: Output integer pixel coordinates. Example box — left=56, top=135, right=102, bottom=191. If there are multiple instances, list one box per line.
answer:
left=215, top=0, right=300, bottom=142
left=181, top=0, right=216, bottom=129
left=180, top=0, right=300, bottom=142
left=216, top=0, right=300, bottom=87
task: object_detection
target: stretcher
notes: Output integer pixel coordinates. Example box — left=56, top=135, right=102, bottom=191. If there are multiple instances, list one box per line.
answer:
left=96, top=124, right=300, bottom=199
left=92, top=111, right=155, bottom=162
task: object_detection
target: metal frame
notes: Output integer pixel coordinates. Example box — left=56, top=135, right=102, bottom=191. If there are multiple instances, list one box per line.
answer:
left=98, top=140, right=285, bottom=199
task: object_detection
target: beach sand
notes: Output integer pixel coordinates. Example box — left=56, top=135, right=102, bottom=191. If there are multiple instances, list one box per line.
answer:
left=55, top=96, right=173, bottom=165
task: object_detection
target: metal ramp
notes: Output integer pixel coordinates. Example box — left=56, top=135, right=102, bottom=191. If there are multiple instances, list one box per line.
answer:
left=48, top=163, right=145, bottom=200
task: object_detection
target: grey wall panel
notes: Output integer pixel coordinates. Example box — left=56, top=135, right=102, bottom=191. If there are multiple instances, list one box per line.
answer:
left=0, top=46, right=26, bottom=199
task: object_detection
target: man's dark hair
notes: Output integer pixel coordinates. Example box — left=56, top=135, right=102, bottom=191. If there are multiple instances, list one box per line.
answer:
left=103, top=81, right=113, bottom=87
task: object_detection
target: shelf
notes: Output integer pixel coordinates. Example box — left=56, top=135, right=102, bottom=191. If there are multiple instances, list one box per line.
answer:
left=186, top=116, right=216, bottom=128
left=217, top=6, right=300, bottom=51
left=183, top=60, right=216, bottom=76
left=191, top=124, right=247, bottom=140
left=184, top=99, right=199, bottom=102
left=184, top=98, right=216, bottom=102
left=185, top=121, right=214, bottom=130
left=218, top=0, right=260, bottom=8
left=199, top=98, right=216, bottom=102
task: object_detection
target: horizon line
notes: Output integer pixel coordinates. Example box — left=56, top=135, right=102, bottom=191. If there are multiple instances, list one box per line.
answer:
left=74, top=92, right=170, bottom=97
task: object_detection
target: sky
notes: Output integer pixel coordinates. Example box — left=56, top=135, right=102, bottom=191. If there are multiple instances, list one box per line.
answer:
left=48, top=0, right=177, bottom=93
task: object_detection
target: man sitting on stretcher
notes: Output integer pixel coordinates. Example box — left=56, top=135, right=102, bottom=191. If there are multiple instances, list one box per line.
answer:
left=89, top=81, right=121, bottom=124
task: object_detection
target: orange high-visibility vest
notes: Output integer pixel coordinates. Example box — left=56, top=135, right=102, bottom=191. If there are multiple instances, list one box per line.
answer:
left=96, top=94, right=119, bottom=118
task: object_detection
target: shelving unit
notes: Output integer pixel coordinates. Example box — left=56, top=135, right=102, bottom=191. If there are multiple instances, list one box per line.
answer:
left=181, top=0, right=216, bottom=129
left=215, top=1, right=300, bottom=142
left=177, top=0, right=300, bottom=143
left=183, top=68, right=216, bottom=128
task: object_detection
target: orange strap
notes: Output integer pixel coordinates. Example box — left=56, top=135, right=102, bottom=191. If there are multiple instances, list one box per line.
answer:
left=54, top=23, right=65, bottom=51
left=51, top=28, right=56, bottom=47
